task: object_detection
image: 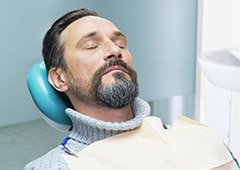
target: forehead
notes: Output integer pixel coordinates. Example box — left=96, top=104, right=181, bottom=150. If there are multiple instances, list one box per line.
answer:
left=61, top=16, right=120, bottom=41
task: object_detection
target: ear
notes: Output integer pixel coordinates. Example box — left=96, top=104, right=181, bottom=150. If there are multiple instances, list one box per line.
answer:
left=48, top=67, right=69, bottom=92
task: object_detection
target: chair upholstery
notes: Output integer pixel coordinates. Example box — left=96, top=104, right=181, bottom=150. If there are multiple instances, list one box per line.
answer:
left=26, top=61, right=72, bottom=131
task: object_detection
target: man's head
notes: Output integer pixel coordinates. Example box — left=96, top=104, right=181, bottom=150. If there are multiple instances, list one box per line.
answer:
left=43, top=8, right=138, bottom=109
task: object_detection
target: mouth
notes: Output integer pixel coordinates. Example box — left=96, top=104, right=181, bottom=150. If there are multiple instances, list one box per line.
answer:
left=102, top=66, right=128, bottom=76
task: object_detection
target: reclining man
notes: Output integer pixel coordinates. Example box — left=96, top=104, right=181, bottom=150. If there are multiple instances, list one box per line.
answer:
left=24, top=8, right=239, bottom=169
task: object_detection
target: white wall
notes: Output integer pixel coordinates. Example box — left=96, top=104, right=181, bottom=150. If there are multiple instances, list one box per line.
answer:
left=198, top=0, right=240, bottom=160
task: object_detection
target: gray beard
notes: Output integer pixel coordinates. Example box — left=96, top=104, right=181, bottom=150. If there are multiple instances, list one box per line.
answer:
left=69, top=60, right=138, bottom=109
left=95, top=72, right=138, bottom=108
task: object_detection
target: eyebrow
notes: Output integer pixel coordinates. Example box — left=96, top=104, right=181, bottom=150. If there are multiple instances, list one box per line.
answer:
left=76, top=30, right=127, bottom=48
left=78, top=31, right=98, bottom=44
left=113, top=31, right=127, bottom=40
left=82, top=30, right=127, bottom=40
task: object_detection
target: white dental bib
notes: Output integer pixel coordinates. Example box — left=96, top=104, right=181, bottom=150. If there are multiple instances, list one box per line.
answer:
left=63, top=116, right=237, bottom=170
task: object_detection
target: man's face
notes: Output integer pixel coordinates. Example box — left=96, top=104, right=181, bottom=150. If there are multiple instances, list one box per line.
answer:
left=61, top=16, right=138, bottom=108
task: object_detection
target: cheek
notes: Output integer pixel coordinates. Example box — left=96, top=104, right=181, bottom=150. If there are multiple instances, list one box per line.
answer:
left=65, top=61, right=91, bottom=89
left=123, top=51, right=134, bottom=68
left=78, top=64, right=95, bottom=84
left=67, top=54, right=97, bottom=78
left=77, top=61, right=102, bottom=87
left=128, top=58, right=134, bottom=68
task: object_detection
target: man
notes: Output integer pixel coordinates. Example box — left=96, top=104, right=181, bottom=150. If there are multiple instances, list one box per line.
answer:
left=24, top=8, right=239, bottom=170
left=24, top=8, right=151, bottom=169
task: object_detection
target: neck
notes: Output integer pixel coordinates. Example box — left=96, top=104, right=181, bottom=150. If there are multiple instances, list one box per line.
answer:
left=65, top=97, right=151, bottom=144
left=71, top=100, right=134, bottom=122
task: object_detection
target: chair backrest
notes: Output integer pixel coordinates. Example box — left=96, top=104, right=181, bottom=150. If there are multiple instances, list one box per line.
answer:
left=26, top=61, right=72, bottom=131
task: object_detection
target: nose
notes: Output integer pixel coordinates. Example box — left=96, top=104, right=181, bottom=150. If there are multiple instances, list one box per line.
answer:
left=103, top=40, right=122, bottom=61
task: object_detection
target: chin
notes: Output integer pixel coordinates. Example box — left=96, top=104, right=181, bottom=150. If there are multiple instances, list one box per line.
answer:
left=102, top=72, right=126, bottom=83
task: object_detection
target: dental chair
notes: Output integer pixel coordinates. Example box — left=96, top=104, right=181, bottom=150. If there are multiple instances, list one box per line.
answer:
left=27, top=61, right=73, bottom=132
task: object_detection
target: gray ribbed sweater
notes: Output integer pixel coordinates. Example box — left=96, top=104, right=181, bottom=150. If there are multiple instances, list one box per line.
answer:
left=23, top=97, right=151, bottom=170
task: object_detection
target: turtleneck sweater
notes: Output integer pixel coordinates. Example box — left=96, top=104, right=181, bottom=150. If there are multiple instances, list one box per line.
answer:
left=23, top=97, right=151, bottom=170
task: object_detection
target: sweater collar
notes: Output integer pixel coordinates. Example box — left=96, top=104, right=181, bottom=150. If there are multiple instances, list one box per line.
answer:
left=65, top=97, right=150, bottom=145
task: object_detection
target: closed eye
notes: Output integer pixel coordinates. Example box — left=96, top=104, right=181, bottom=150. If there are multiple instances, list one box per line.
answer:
left=85, top=45, right=98, bottom=50
left=83, top=41, right=98, bottom=50
left=117, top=45, right=126, bottom=49
left=115, top=40, right=127, bottom=49
left=116, top=43, right=127, bottom=49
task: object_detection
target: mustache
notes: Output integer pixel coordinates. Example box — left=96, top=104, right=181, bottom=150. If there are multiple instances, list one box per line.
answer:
left=98, top=59, right=135, bottom=77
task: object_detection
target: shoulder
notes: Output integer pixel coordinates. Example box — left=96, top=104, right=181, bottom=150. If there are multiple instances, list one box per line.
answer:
left=23, top=146, right=69, bottom=170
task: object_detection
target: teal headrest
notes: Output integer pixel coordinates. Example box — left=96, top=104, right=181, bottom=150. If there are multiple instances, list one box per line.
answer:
left=26, top=61, right=72, bottom=131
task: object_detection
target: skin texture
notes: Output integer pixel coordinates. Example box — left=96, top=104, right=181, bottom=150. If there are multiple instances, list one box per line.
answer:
left=48, top=16, right=136, bottom=122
